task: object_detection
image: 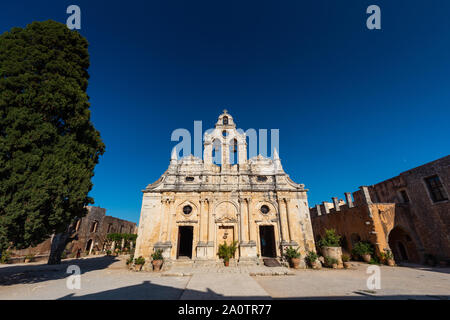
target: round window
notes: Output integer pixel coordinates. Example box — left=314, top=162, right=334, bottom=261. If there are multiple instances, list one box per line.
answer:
left=260, top=205, right=270, bottom=214
left=183, top=205, right=192, bottom=215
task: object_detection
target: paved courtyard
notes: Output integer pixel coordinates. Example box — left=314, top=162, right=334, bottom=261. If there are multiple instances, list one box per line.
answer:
left=0, top=255, right=448, bottom=300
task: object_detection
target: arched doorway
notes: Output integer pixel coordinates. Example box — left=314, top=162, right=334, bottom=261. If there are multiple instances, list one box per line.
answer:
left=388, top=227, right=419, bottom=263
left=86, top=239, right=93, bottom=252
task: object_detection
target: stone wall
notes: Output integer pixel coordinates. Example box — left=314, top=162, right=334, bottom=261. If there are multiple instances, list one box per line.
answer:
left=310, top=155, right=450, bottom=265
left=8, top=206, right=137, bottom=263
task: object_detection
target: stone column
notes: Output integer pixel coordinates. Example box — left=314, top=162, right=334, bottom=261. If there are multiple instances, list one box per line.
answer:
left=198, top=199, right=203, bottom=241
left=239, top=198, right=248, bottom=242
left=166, top=199, right=174, bottom=243
left=284, top=198, right=295, bottom=244
left=238, top=197, right=257, bottom=261
left=207, top=199, right=216, bottom=258
left=277, top=198, right=289, bottom=243
left=247, top=198, right=256, bottom=242
left=158, top=199, right=167, bottom=242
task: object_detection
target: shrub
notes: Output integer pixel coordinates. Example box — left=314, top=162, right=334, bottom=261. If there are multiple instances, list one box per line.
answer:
left=60, top=251, right=67, bottom=259
left=325, top=256, right=338, bottom=266
left=217, top=241, right=238, bottom=262
left=352, top=241, right=373, bottom=257
left=369, top=256, right=381, bottom=265
left=106, top=250, right=112, bottom=256
left=25, top=254, right=35, bottom=261
left=317, top=229, right=341, bottom=247
left=0, top=251, right=11, bottom=264
left=382, top=249, right=394, bottom=260
left=284, top=246, right=301, bottom=259
left=305, top=251, right=318, bottom=264
left=151, top=249, right=164, bottom=261
left=341, top=254, right=350, bottom=262
left=126, top=255, right=134, bottom=265
left=134, top=256, right=145, bottom=265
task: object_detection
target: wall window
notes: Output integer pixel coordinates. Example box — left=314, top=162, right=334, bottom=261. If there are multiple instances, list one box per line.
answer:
left=183, top=205, right=192, bottom=215
left=107, top=223, right=113, bottom=233
left=424, top=175, right=448, bottom=202
left=257, top=176, right=267, bottom=182
left=399, top=190, right=410, bottom=203
left=223, top=116, right=228, bottom=125
left=90, top=220, right=99, bottom=233
left=185, top=176, right=195, bottom=182
left=75, top=218, right=82, bottom=231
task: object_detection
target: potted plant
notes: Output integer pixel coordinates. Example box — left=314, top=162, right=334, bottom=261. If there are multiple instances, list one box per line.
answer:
left=342, top=254, right=351, bottom=269
left=126, top=255, right=134, bottom=269
left=305, top=250, right=320, bottom=269
left=218, top=241, right=238, bottom=266
left=325, top=256, right=338, bottom=268
left=134, top=256, right=145, bottom=271
left=284, top=246, right=301, bottom=269
left=106, top=250, right=112, bottom=256
left=317, top=229, right=343, bottom=265
left=382, top=249, right=395, bottom=266
left=151, top=249, right=164, bottom=271
left=352, top=241, right=373, bottom=263
left=24, top=254, right=34, bottom=263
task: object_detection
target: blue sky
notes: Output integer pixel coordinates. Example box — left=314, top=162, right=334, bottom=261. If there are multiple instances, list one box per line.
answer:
left=1, top=1, right=449, bottom=223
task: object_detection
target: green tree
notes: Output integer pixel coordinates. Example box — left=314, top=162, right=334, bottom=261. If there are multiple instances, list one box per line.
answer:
left=0, top=20, right=105, bottom=264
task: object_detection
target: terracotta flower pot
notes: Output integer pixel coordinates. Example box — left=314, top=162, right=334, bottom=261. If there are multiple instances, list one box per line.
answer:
left=290, top=258, right=301, bottom=269
left=135, top=264, right=143, bottom=272
left=311, top=260, right=321, bottom=269
left=332, top=263, right=338, bottom=269
left=224, top=260, right=230, bottom=267
left=343, top=262, right=351, bottom=269
left=362, top=254, right=371, bottom=263
left=152, top=259, right=163, bottom=271
left=387, top=259, right=395, bottom=266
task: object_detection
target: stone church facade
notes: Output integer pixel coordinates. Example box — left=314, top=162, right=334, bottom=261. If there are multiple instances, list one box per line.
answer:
left=134, top=111, right=315, bottom=265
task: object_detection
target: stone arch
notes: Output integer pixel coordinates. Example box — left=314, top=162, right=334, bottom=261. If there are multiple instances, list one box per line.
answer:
left=388, top=226, right=420, bottom=263
left=229, top=138, right=238, bottom=164
left=212, top=138, right=222, bottom=165
left=85, top=239, right=93, bottom=251
left=176, top=200, right=199, bottom=218
left=254, top=200, right=278, bottom=217
left=214, top=200, right=239, bottom=222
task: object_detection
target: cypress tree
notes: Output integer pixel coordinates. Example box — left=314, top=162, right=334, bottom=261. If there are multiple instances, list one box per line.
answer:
left=0, top=20, right=105, bottom=264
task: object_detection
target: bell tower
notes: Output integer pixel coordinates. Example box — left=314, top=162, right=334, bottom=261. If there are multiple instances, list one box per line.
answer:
left=203, top=110, right=247, bottom=170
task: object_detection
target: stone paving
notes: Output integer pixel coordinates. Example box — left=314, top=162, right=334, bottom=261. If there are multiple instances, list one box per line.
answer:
left=161, top=264, right=293, bottom=276
left=0, top=255, right=449, bottom=299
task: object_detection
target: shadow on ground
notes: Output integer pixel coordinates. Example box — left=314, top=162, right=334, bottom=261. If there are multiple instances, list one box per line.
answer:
left=0, top=256, right=118, bottom=286
left=58, top=280, right=271, bottom=300
left=57, top=279, right=449, bottom=300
